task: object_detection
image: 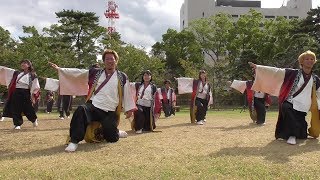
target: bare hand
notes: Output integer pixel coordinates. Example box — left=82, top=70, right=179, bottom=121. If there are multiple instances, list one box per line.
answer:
left=125, top=110, right=133, bottom=119
left=248, top=62, right=257, bottom=70
left=48, top=61, right=59, bottom=70
left=31, top=97, right=36, bottom=105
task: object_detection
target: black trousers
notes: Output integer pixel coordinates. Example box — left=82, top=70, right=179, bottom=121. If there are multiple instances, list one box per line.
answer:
left=46, top=100, right=54, bottom=112
left=11, top=88, right=37, bottom=126
left=195, top=97, right=208, bottom=122
left=58, top=95, right=72, bottom=117
left=134, top=105, right=155, bottom=131
left=277, top=101, right=308, bottom=139
left=162, top=100, right=175, bottom=117
left=69, top=103, right=119, bottom=143
left=254, top=97, right=266, bottom=124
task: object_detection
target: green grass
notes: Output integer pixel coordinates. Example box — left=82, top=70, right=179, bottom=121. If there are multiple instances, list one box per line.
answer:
left=0, top=110, right=319, bottom=179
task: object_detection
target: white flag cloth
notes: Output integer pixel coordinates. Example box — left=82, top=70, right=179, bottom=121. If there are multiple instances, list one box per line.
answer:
left=58, top=68, right=89, bottom=96
left=44, top=78, right=59, bottom=92
left=0, top=66, right=15, bottom=87
left=176, top=77, right=194, bottom=94
left=230, top=80, right=247, bottom=94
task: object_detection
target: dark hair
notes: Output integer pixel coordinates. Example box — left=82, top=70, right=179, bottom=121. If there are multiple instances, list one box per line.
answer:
left=198, top=70, right=207, bottom=81
left=141, top=70, right=152, bottom=83
left=164, top=79, right=171, bottom=84
left=20, top=59, right=34, bottom=72
left=102, top=49, right=119, bottom=62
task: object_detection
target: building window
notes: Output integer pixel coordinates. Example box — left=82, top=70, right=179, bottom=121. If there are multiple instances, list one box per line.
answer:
left=231, top=15, right=238, bottom=18
left=265, top=15, right=275, bottom=19
left=289, top=16, right=299, bottom=19
left=202, top=12, right=205, bottom=17
left=183, top=20, right=185, bottom=27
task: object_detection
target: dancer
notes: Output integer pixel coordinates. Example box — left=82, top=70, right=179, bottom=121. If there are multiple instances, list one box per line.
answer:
left=0, top=60, right=40, bottom=129
left=57, top=93, right=72, bottom=119
left=131, top=70, right=161, bottom=133
left=160, top=80, right=176, bottom=118
left=45, top=90, right=54, bottom=113
left=249, top=50, right=320, bottom=145
left=49, top=49, right=136, bottom=152
left=176, top=70, right=213, bottom=125
left=230, top=79, right=271, bottom=125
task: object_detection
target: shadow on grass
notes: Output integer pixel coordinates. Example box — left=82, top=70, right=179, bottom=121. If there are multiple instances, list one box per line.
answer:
left=0, top=142, right=109, bottom=161
left=0, top=127, right=69, bottom=134
left=157, top=122, right=195, bottom=130
left=208, top=123, right=261, bottom=131
left=210, top=139, right=320, bottom=163
left=127, top=130, right=163, bottom=136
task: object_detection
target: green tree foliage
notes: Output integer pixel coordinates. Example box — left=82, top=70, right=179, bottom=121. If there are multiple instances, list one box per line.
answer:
left=0, top=26, right=17, bottom=68
left=189, top=13, right=233, bottom=64
left=296, top=7, right=320, bottom=48
left=117, top=45, right=165, bottom=85
left=44, top=9, right=105, bottom=67
left=151, top=29, right=203, bottom=78
left=0, top=26, right=16, bottom=94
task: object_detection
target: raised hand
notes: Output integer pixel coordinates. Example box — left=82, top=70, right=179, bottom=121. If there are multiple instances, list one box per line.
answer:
left=248, top=62, right=257, bottom=70
left=48, top=61, right=59, bottom=70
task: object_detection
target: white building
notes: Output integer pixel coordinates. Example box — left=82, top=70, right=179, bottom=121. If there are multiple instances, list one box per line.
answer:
left=180, top=0, right=313, bottom=30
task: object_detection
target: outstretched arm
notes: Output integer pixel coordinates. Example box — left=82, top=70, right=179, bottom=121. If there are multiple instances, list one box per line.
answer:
left=123, top=80, right=137, bottom=119
left=230, top=80, right=247, bottom=94
left=44, top=78, right=59, bottom=92
left=48, top=61, right=89, bottom=96
left=248, top=62, right=257, bottom=70
left=0, top=66, right=15, bottom=86
left=248, top=62, right=286, bottom=97
left=176, top=77, right=194, bottom=94
left=48, top=61, right=60, bottom=71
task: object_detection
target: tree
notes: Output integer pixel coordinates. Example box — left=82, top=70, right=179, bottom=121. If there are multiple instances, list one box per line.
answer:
left=297, top=7, right=320, bottom=46
left=0, top=26, right=17, bottom=68
left=117, top=45, right=165, bottom=85
left=0, top=26, right=16, bottom=94
left=151, top=29, right=203, bottom=78
left=44, top=9, right=106, bottom=67
left=189, top=13, right=234, bottom=64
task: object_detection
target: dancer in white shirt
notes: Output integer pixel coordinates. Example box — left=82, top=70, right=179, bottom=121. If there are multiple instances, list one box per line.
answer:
left=176, top=70, right=213, bottom=125
left=49, top=49, right=136, bottom=152
left=249, top=50, right=320, bottom=145
left=0, top=60, right=40, bottom=129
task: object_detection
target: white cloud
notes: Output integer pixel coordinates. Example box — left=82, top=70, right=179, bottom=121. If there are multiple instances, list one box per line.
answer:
left=2, top=0, right=317, bottom=51
left=0, top=0, right=183, bottom=50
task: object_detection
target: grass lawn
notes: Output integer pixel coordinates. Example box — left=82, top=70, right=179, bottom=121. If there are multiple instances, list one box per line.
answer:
left=0, top=109, right=319, bottom=179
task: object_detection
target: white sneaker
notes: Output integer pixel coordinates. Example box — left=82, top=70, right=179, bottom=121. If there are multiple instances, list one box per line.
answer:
left=60, top=117, right=64, bottom=120
left=136, top=129, right=143, bottom=134
left=203, top=119, right=206, bottom=122
left=33, top=119, right=38, bottom=127
left=196, top=120, right=204, bottom=125
left=14, top=126, right=21, bottom=130
left=67, top=116, right=70, bottom=119
left=119, top=130, right=128, bottom=138
left=0, top=117, right=4, bottom=121
left=287, top=136, right=296, bottom=145
left=65, top=143, right=78, bottom=152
